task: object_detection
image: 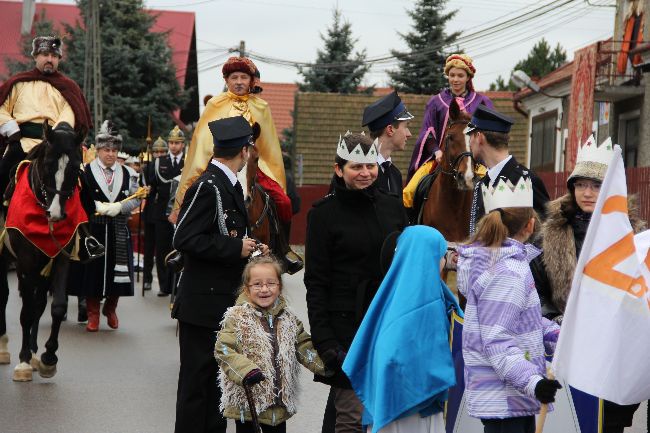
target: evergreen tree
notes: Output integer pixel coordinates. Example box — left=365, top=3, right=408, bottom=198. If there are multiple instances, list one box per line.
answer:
left=388, top=0, right=460, bottom=95
left=298, top=9, right=371, bottom=94
left=489, top=38, right=567, bottom=91
left=64, top=0, right=188, bottom=153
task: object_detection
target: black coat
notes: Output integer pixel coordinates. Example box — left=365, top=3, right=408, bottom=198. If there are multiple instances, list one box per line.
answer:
left=376, top=161, right=403, bottom=195
left=304, top=180, right=408, bottom=388
left=172, top=163, right=250, bottom=330
left=149, top=154, right=184, bottom=221
left=140, top=161, right=156, bottom=224
left=472, top=156, right=550, bottom=230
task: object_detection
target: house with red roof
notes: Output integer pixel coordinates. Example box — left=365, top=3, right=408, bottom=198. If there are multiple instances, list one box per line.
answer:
left=0, top=0, right=199, bottom=124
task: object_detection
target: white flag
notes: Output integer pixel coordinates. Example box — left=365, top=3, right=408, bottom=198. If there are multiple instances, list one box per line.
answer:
left=552, top=145, right=650, bottom=405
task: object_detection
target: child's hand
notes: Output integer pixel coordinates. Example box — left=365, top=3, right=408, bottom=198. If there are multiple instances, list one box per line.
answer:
left=534, top=378, right=562, bottom=403
left=243, top=368, right=265, bottom=386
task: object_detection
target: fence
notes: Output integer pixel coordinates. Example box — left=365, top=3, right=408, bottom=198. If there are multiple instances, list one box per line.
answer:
left=538, top=167, right=650, bottom=221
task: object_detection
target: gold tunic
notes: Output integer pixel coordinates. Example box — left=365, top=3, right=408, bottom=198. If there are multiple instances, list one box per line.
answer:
left=174, top=91, right=286, bottom=210
left=0, top=81, right=75, bottom=152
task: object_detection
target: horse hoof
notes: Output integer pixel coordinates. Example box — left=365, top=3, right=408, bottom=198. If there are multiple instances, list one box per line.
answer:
left=0, top=334, right=9, bottom=364
left=12, top=362, right=33, bottom=382
left=38, top=361, right=57, bottom=379
left=30, top=353, right=41, bottom=371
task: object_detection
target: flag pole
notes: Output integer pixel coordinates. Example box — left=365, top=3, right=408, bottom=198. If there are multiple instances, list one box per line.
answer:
left=535, top=369, right=555, bottom=433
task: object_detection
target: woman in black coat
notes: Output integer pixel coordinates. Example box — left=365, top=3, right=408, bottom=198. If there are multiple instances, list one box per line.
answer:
left=305, top=132, right=408, bottom=433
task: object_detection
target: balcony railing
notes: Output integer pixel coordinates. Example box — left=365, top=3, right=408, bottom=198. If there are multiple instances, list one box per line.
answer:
left=595, top=39, right=643, bottom=88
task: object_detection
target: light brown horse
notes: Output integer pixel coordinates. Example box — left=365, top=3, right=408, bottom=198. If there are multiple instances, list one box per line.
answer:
left=421, top=99, right=476, bottom=243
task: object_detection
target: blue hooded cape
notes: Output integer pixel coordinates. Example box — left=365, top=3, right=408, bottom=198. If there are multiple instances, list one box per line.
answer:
left=342, top=225, right=461, bottom=433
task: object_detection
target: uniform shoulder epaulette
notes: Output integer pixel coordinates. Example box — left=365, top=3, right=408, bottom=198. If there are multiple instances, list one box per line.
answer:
left=312, top=193, right=334, bottom=208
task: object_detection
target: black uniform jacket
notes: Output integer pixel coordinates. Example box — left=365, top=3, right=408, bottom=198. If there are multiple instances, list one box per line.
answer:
left=172, top=163, right=249, bottom=330
left=474, top=156, right=550, bottom=225
left=304, top=179, right=408, bottom=388
left=376, top=161, right=403, bottom=195
left=149, top=153, right=184, bottom=221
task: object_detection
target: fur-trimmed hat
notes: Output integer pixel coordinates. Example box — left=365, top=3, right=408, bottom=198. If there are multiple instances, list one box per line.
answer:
left=95, top=120, right=123, bottom=150
left=152, top=136, right=168, bottom=152
left=222, top=56, right=257, bottom=78
left=567, top=136, right=614, bottom=187
left=167, top=126, right=185, bottom=143
left=31, top=36, right=63, bottom=58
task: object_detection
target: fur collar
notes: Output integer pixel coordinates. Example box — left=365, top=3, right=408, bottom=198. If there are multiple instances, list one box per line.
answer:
left=540, top=193, right=645, bottom=313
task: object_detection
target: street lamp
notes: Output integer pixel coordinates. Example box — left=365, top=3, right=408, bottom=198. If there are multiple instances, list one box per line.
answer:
left=511, top=70, right=563, bottom=98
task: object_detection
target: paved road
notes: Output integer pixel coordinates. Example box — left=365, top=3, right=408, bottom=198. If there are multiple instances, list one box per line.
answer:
left=0, top=268, right=646, bottom=433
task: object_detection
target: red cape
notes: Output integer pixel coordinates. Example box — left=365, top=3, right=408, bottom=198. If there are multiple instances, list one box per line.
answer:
left=0, top=68, right=92, bottom=134
left=6, top=162, right=88, bottom=258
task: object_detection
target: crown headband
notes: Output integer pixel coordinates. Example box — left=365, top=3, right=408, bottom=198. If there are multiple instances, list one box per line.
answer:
left=336, top=131, right=378, bottom=164
left=482, top=177, right=533, bottom=213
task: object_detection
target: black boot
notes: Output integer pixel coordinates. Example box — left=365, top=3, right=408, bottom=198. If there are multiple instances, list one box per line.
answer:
left=279, top=221, right=303, bottom=275
left=77, top=296, right=87, bottom=323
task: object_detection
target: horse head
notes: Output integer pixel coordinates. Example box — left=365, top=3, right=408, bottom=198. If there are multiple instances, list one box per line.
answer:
left=40, top=122, right=83, bottom=222
left=442, top=99, right=474, bottom=191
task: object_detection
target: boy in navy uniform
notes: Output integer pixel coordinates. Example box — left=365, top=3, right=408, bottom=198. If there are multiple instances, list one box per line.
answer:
left=466, top=105, right=550, bottom=233
left=362, top=91, right=414, bottom=195
left=172, top=116, right=268, bottom=433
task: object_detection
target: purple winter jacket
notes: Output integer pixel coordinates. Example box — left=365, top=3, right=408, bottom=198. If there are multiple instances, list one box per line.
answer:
left=407, top=89, right=493, bottom=180
left=457, top=239, right=560, bottom=419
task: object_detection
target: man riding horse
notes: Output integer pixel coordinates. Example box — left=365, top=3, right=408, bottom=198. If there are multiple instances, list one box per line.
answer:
left=171, top=56, right=302, bottom=273
left=0, top=35, right=103, bottom=257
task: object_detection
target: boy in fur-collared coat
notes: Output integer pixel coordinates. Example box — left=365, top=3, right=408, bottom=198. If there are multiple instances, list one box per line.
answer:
left=215, top=256, right=330, bottom=432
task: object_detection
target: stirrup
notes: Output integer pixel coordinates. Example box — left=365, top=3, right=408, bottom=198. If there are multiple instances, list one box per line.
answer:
left=85, top=236, right=105, bottom=259
left=283, top=250, right=304, bottom=275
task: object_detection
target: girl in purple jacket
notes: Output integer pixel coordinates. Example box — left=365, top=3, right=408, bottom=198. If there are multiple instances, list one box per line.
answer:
left=457, top=176, right=561, bottom=433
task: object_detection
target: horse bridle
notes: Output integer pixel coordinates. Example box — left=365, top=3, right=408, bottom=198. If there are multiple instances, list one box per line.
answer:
left=439, top=120, right=476, bottom=180
left=29, top=160, right=74, bottom=210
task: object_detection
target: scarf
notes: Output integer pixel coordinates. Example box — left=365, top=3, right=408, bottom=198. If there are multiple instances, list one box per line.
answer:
left=226, top=91, right=253, bottom=124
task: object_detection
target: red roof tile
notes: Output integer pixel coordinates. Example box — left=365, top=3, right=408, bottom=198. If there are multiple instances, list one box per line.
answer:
left=0, top=0, right=194, bottom=86
left=259, top=82, right=297, bottom=135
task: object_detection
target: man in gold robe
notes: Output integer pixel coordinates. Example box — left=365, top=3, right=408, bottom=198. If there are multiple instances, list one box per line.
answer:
left=0, top=36, right=92, bottom=195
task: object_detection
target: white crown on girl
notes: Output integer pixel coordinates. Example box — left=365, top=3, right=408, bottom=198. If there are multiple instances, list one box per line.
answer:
left=336, top=131, right=379, bottom=164
left=482, top=177, right=533, bottom=213
left=576, top=135, right=614, bottom=165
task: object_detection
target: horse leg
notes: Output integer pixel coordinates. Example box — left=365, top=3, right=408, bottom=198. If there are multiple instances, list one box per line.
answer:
left=0, top=255, right=9, bottom=364
left=28, top=277, right=50, bottom=371
left=39, top=256, right=69, bottom=378
left=13, top=276, right=36, bottom=381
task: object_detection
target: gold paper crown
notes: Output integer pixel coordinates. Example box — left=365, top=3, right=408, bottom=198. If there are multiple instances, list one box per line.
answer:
left=482, top=177, right=533, bottom=213
left=336, top=131, right=378, bottom=164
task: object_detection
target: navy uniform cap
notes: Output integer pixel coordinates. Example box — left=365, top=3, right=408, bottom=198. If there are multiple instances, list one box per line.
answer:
left=465, top=105, right=514, bottom=134
left=362, top=91, right=414, bottom=132
left=208, top=116, right=254, bottom=149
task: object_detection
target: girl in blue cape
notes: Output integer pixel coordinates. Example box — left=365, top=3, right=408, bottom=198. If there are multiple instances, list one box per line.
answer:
left=343, top=225, right=461, bottom=433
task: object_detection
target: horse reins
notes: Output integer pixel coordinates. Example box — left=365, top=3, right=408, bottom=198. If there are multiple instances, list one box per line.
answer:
left=439, top=120, right=476, bottom=180
left=249, top=182, right=271, bottom=231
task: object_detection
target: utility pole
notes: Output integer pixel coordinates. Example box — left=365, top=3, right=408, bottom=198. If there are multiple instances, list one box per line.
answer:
left=83, top=0, right=103, bottom=130
left=238, top=40, right=246, bottom=57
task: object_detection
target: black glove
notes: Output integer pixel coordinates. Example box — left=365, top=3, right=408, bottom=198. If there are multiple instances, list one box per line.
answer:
left=243, top=368, right=265, bottom=386
left=7, top=131, right=21, bottom=146
left=534, top=378, right=562, bottom=403
left=321, top=347, right=347, bottom=370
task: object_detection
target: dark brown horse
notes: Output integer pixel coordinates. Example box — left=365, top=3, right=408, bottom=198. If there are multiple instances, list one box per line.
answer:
left=421, top=99, right=476, bottom=243
left=2, top=122, right=83, bottom=382
left=245, top=145, right=278, bottom=249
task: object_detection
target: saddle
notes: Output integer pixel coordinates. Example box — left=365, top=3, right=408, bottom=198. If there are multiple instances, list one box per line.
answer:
left=412, top=165, right=441, bottom=224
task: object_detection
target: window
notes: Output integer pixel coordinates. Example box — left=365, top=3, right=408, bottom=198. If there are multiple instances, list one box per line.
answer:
left=623, top=117, right=639, bottom=167
left=530, top=111, right=557, bottom=172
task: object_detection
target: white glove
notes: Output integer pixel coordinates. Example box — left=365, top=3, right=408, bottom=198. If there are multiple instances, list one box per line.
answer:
left=94, top=201, right=108, bottom=215
left=104, top=202, right=122, bottom=217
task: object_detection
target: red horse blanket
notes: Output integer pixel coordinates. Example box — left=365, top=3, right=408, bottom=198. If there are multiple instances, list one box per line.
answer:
left=5, top=161, right=88, bottom=258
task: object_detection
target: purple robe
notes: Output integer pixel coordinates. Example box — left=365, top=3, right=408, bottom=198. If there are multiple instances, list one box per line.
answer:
left=407, top=89, right=494, bottom=180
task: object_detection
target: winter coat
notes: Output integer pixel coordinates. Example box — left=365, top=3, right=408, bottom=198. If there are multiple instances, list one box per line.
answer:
left=530, top=193, right=646, bottom=320
left=304, top=179, right=408, bottom=388
left=215, top=294, right=328, bottom=426
left=457, top=239, right=560, bottom=419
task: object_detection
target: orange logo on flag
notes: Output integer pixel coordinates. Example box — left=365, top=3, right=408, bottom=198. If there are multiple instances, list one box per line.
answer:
left=583, top=195, right=649, bottom=304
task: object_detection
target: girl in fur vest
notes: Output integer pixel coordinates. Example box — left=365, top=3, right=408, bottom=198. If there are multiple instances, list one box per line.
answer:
left=215, top=256, right=329, bottom=433
left=457, top=176, right=561, bottom=433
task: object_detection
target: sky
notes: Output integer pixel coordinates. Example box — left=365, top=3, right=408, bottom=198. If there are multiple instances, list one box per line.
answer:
left=50, top=0, right=617, bottom=98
